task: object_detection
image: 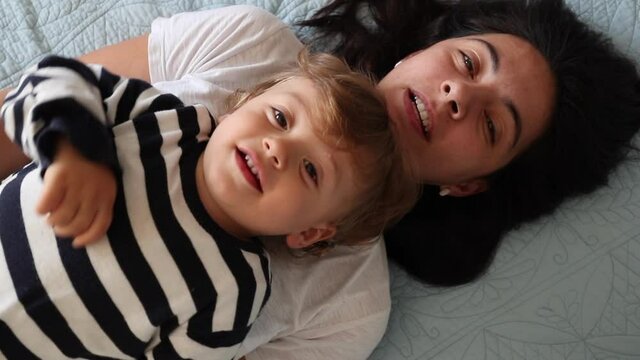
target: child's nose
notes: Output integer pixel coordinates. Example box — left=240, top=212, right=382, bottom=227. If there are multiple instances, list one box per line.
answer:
left=263, top=137, right=287, bottom=169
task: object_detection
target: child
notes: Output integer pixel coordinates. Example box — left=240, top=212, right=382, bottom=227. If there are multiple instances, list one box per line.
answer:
left=0, top=51, right=416, bottom=359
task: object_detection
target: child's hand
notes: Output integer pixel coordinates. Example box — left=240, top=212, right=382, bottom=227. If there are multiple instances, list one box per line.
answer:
left=36, top=139, right=116, bottom=248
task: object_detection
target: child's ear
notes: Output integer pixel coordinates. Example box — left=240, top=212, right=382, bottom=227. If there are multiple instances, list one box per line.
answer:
left=285, top=224, right=336, bottom=249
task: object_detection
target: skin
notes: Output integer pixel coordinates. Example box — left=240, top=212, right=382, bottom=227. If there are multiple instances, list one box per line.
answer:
left=196, top=77, right=363, bottom=248
left=0, top=33, right=555, bottom=241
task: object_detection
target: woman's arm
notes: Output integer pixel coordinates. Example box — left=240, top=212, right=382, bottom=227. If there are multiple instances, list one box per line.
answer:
left=0, top=87, right=29, bottom=179
left=78, top=34, right=151, bottom=81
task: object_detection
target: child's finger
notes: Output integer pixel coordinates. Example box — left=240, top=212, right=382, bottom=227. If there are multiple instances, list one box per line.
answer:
left=72, top=208, right=111, bottom=248
left=35, top=176, right=66, bottom=215
left=53, top=201, right=95, bottom=238
left=48, top=198, right=80, bottom=228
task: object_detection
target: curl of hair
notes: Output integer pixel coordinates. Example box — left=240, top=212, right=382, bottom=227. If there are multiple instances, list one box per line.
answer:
left=302, top=0, right=640, bottom=284
left=226, top=50, right=419, bottom=254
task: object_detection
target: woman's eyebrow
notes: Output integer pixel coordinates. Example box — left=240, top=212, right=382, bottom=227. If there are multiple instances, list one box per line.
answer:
left=504, top=99, right=522, bottom=148
left=470, top=38, right=500, bottom=72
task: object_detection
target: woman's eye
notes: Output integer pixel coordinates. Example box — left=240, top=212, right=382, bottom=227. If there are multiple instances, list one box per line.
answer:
left=273, top=108, right=288, bottom=129
left=459, top=51, right=475, bottom=78
left=303, top=159, right=318, bottom=184
left=485, top=113, right=496, bottom=144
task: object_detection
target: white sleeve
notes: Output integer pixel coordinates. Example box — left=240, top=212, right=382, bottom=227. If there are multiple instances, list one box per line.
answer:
left=148, top=5, right=304, bottom=117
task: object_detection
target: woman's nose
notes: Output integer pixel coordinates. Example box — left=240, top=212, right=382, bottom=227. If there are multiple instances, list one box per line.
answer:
left=441, top=80, right=469, bottom=120
left=263, top=137, right=287, bottom=169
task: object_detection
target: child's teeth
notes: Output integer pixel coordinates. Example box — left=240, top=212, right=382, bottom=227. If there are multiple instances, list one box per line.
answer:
left=244, top=155, right=259, bottom=177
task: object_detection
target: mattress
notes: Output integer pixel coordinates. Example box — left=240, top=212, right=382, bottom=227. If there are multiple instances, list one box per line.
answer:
left=1, top=1, right=639, bottom=359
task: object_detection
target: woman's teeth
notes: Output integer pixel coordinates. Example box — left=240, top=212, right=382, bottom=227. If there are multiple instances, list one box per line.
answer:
left=245, top=155, right=260, bottom=179
left=412, top=95, right=431, bottom=135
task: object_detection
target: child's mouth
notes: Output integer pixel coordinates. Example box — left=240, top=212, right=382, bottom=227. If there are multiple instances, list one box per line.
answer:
left=235, top=148, right=262, bottom=192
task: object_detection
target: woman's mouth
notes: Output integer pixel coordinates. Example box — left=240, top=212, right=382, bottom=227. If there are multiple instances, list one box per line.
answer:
left=402, top=89, right=432, bottom=142
left=235, top=148, right=262, bottom=192
left=408, top=90, right=431, bottom=139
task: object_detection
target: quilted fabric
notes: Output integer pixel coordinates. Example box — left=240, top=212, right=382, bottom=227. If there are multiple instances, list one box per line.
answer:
left=0, top=0, right=328, bottom=88
left=1, top=1, right=639, bottom=359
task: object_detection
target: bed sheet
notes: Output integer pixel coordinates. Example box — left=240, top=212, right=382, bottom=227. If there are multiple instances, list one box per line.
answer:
left=0, top=0, right=326, bottom=88
left=1, top=1, right=639, bottom=359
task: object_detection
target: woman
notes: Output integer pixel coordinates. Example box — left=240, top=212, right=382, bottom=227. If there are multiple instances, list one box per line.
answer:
left=1, top=0, right=639, bottom=359
left=302, top=0, right=640, bottom=287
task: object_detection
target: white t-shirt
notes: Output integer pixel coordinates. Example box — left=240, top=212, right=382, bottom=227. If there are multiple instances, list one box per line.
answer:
left=148, top=5, right=391, bottom=360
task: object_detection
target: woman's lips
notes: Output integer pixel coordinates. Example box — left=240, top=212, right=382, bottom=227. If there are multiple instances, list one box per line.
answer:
left=403, top=89, right=431, bottom=142
left=235, top=148, right=263, bottom=192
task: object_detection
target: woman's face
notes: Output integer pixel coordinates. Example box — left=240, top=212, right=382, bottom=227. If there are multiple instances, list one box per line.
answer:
left=378, top=33, right=555, bottom=194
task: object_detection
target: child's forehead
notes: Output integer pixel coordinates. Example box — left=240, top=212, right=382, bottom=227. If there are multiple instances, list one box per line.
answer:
left=268, top=77, right=317, bottom=99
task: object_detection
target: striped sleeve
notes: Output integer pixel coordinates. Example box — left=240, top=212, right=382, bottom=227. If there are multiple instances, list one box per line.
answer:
left=0, top=55, right=181, bottom=175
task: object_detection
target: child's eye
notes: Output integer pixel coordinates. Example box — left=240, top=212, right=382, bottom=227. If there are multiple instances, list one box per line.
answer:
left=303, top=159, right=318, bottom=184
left=459, top=51, right=475, bottom=78
left=273, top=108, right=288, bottom=129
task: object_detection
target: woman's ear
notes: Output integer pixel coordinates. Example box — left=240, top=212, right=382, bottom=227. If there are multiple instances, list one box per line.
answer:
left=443, top=178, right=488, bottom=197
left=394, top=50, right=423, bottom=68
left=285, top=224, right=336, bottom=249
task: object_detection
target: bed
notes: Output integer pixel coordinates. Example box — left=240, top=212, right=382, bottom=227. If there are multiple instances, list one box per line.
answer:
left=1, top=1, right=639, bottom=359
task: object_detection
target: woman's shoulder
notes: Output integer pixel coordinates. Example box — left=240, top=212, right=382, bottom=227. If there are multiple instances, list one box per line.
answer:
left=148, top=4, right=303, bottom=109
left=206, top=4, right=288, bottom=28
left=219, top=4, right=285, bottom=22
left=152, top=5, right=290, bottom=34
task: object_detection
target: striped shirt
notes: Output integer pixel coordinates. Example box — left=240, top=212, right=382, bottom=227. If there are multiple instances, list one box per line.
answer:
left=0, top=56, right=271, bottom=359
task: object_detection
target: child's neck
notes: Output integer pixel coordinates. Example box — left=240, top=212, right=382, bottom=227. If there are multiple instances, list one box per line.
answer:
left=195, top=155, right=253, bottom=240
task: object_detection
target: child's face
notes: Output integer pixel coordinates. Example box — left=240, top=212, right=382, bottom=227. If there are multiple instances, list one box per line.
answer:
left=199, top=77, right=364, bottom=247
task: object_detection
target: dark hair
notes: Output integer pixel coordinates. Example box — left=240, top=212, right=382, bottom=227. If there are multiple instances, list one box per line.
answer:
left=301, top=0, right=640, bottom=285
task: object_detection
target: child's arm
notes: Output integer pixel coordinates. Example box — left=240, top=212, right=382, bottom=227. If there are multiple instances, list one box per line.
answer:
left=1, top=56, right=119, bottom=171
left=37, top=138, right=117, bottom=247
left=0, top=35, right=150, bottom=180
left=1, top=55, right=167, bottom=246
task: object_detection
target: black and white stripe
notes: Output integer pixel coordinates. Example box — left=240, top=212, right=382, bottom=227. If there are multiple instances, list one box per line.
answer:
left=0, top=56, right=270, bottom=359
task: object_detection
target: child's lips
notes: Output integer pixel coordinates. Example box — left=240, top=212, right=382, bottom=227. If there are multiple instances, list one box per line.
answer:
left=235, top=147, right=263, bottom=192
